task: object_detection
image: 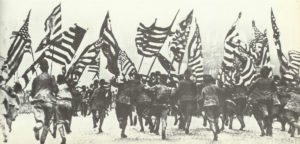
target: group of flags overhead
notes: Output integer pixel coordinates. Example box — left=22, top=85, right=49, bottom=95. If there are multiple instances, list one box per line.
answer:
left=218, top=12, right=269, bottom=87
left=2, top=5, right=300, bottom=88
left=135, top=10, right=204, bottom=85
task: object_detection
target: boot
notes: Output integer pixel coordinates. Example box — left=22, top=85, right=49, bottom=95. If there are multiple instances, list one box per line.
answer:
left=213, top=133, right=218, bottom=141
left=33, top=127, right=40, bottom=141
left=40, top=127, right=49, bottom=144
left=162, top=130, right=166, bottom=140
left=185, top=129, right=189, bottom=134
left=121, top=130, right=127, bottom=138
left=61, top=138, right=66, bottom=144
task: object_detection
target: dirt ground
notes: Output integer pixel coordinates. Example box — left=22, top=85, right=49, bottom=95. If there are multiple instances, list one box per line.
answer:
left=2, top=110, right=300, bottom=144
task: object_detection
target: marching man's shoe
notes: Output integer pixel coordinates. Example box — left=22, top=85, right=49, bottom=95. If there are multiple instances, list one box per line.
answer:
left=33, top=127, right=40, bottom=140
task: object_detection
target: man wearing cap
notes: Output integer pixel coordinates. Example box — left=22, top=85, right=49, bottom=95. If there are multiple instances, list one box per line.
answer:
left=146, top=73, right=174, bottom=139
left=248, top=66, right=276, bottom=137
left=175, top=68, right=197, bottom=134
left=201, top=76, right=221, bottom=141
left=53, top=74, right=72, bottom=144
left=284, top=84, right=300, bottom=137
left=131, top=74, right=154, bottom=132
left=31, top=59, right=58, bottom=144
left=111, top=75, right=132, bottom=138
left=90, top=79, right=111, bottom=133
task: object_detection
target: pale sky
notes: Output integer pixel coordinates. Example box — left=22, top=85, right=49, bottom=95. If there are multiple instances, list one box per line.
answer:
left=0, top=0, right=300, bottom=86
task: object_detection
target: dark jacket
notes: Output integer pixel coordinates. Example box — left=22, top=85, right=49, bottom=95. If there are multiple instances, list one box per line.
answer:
left=249, top=77, right=276, bottom=102
left=201, top=84, right=221, bottom=107
left=176, top=79, right=197, bottom=102
left=31, top=72, right=58, bottom=103
left=133, top=82, right=151, bottom=104
left=90, top=86, right=110, bottom=110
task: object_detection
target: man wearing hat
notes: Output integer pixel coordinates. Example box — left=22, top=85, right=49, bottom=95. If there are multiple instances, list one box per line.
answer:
left=248, top=66, right=276, bottom=137
left=31, top=59, right=58, bottom=144
left=201, top=75, right=221, bottom=141
left=90, top=79, right=111, bottom=133
left=174, top=68, right=197, bottom=134
left=111, top=75, right=132, bottom=138
left=284, top=84, right=300, bottom=137
left=146, top=72, right=174, bottom=139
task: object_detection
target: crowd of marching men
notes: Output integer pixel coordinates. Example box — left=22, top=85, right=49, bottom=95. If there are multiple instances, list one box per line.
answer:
left=0, top=59, right=300, bottom=144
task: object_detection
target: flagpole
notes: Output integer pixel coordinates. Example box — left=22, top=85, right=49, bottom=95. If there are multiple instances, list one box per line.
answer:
left=98, top=49, right=101, bottom=79
left=146, top=10, right=179, bottom=77
left=137, top=56, right=144, bottom=73
left=49, top=45, right=55, bottom=75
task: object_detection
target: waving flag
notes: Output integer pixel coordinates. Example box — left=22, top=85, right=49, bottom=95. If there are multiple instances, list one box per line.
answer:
left=249, top=21, right=271, bottom=68
left=4, top=11, right=32, bottom=82
left=218, top=12, right=258, bottom=86
left=271, top=9, right=298, bottom=83
left=118, top=50, right=137, bottom=77
left=169, top=10, right=193, bottom=64
left=187, top=21, right=203, bottom=85
left=99, top=12, right=120, bottom=75
left=42, top=24, right=86, bottom=65
left=136, top=12, right=178, bottom=57
left=36, top=4, right=62, bottom=53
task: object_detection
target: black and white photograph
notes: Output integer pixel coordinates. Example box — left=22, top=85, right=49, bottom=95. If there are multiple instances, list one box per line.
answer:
left=0, top=0, right=300, bottom=143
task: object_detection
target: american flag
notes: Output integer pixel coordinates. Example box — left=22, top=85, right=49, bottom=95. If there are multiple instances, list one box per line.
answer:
left=99, top=12, right=120, bottom=76
left=71, top=39, right=103, bottom=81
left=169, top=10, right=193, bottom=65
left=36, top=4, right=62, bottom=53
left=283, top=50, right=300, bottom=82
left=42, top=24, right=86, bottom=65
left=118, top=50, right=137, bottom=77
left=35, top=4, right=86, bottom=66
left=218, top=13, right=242, bottom=86
left=136, top=11, right=178, bottom=57
left=218, top=12, right=259, bottom=86
left=222, top=12, right=242, bottom=68
left=187, top=21, right=203, bottom=85
left=5, top=10, right=32, bottom=82
left=271, top=9, right=298, bottom=83
left=249, top=21, right=271, bottom=68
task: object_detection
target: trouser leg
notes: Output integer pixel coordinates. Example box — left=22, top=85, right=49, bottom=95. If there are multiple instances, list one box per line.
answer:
left=161, top=109, right=168, bottom=139
left=0, top=115, right=8, bottom=142
left=92, top=110, right=98, bottom=128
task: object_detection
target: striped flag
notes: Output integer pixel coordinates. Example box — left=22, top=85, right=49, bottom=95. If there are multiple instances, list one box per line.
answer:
left=88, top=57, right=100, bottom=73
left=118, top=50, right=137, bottom=77
left=218, top=12, right=242, bottom=86
left=271, top=9, right=298, bottom=82
left=99, top=12, right=120, bottom=76
left=283, top=50, right=300, bottom=81
left=250, top=21, right=271, bottom=68
left=169, top=10, right=193, bottom=64
left=4, top=11, right=32, bottom=82
left=71, top=40, right=103, bottom=81
left=36, top=4, right=62, bottom=53
left=136, top=15, right=176, bottom=57
left=218, top=12, right=259, bottom=86
left=187, top=21, right=203, bottom=85
left=222, top=12, right=242, bottom=68
left=42, top=24, right=86, bottom=65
